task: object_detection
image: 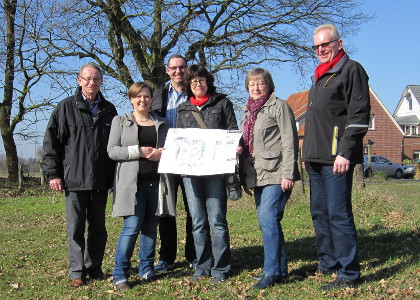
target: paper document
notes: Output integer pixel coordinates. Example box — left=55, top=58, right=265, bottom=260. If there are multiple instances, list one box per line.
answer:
left=158, top=128, right=243, bottom=175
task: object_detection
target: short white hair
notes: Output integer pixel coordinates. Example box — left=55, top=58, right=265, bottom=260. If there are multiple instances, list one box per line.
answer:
left=313, top=24, right=341, bottom=40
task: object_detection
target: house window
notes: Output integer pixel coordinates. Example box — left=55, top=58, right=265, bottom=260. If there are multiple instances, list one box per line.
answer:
left=368, top=115, right=375, bottom=130
left=405, top=125, right=418, bottom=136
left=407, top=93, right=413, bottom=111
left=413, top=151, right=420, bottom=161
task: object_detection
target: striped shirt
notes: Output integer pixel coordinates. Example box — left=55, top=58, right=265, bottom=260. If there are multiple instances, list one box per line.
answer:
left=166, top=84, right=188, bottom=128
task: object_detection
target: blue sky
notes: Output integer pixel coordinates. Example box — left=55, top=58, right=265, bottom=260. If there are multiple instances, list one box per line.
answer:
left=1, top=0, right=419, bottom=159
left=274, top=0, right=420, bottom=113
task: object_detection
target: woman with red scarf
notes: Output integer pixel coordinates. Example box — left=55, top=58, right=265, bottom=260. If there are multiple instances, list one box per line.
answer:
left=177, top=64, right=238, bottom=284
left=240, top=68, right=300, bottom=289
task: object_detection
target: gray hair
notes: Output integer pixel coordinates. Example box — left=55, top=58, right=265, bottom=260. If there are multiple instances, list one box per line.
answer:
left=166, top=54, right=188, bottom=67
left=313, top=24, right=341, bottom=40
left=78, top=63, right=103, bottom=77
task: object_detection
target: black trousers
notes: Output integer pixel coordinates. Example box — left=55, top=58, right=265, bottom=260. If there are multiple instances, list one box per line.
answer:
left=158, top=174, right=196, bottom=264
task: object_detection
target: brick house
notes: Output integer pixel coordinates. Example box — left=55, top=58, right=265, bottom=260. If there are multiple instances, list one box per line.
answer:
left=393, top=85, right=420, bottom=161
left=286, top=87, right=405, bottom=164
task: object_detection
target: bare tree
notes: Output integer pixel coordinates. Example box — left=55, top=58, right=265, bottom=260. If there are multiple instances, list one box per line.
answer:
left=48, top=0, right=370, bottom=96
left=0, top=0, right=72, bottom=182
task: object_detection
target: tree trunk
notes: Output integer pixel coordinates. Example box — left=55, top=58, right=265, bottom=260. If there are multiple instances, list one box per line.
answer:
left=1, top=128, right=19, bottom=182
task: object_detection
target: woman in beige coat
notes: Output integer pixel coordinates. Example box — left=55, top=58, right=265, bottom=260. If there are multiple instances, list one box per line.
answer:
left=240, top=68, right=300, bottom=289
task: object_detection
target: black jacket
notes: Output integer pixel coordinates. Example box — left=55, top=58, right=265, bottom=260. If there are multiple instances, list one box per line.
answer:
left=302, top=55, right=370, bottom=164
left=151, top=83, right=170, bottom=117
left=177, top=93, right=238, bottom=130
left=43, top=87, right=117, bottom=191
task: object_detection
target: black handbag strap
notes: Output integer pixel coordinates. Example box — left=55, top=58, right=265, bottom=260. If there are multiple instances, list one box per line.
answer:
left=191, top=111, right=207, bottom=129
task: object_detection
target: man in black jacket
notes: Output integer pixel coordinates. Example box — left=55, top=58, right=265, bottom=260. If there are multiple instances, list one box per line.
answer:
left=151, top=54, right=196, bottom=273
left=43, top=63, right=117, bottom=287
left=302, top=24, right=370, bottom=291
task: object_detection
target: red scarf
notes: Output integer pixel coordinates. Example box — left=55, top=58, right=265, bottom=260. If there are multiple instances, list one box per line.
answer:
left=190, top=94, right=211, bottom=106
left=242, top=93, right=271, bottom=158
left=315, top=49, right=346, bottom=80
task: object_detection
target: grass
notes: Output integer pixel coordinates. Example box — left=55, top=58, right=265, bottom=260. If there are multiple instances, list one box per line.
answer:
left=0, top=178, right=419, bottom=299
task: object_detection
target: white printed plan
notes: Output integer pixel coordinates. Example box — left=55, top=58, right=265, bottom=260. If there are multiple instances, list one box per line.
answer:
left=158, top=128, right=243, bottom=175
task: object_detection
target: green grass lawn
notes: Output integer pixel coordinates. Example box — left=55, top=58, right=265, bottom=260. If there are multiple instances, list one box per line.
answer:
left=0, top=178, right=419, bottom=299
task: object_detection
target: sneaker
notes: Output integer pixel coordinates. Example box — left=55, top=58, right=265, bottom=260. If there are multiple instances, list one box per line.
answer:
left=154, top=261, right=175, bottom=274
left=320, top=277, right=359, bottom=291
left=116, top=281, right=131, bottom=291
left=210, top=277, right=226, bottom=285
left=141, top=270, right=157, bottom=282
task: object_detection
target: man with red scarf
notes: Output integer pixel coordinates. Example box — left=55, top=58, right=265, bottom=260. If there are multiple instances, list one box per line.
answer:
left=302, top=24, right=370, bottom=290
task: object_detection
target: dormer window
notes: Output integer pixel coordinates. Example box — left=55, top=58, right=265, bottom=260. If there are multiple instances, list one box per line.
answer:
left=406, top=92, right=412, bottom=111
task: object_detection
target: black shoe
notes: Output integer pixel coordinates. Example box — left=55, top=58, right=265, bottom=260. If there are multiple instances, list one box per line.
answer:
left=116, top=281, right=131, bottom=291
left=189, top=275, right=202, bottom=282
left=320, top=277, right=359, bottom=291
left=89, top=269, right=107, bottom=280
left=252, top=274, right=287, bottom=282
left=253, top=274, right=282, bottom=289
left=316, top=266, right=337, bottom=276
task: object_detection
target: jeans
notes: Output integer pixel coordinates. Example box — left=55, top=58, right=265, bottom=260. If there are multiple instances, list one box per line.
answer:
left=65, top=190, right=108, bottom=280
left=158, top=174, right=195, bottom=264
left=113, top=182, right=160, bottom=284
left=308, top=163, right=360, bottom=281
left=183, top=175, right=231, bottom=278
left=254, top=184, right=290, bottom=277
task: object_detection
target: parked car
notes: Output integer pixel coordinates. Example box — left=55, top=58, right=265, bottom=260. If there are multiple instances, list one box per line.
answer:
left=363, top=155, right=405, bottom=179
left=403, top=164, right=414, bottom=178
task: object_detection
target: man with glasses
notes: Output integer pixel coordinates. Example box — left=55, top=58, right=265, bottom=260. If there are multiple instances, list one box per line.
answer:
left=43, top=63, right=117, bottom=287
left=302, top=24, right=370, bottom=290
left=151, top=54, right=196, bottom=273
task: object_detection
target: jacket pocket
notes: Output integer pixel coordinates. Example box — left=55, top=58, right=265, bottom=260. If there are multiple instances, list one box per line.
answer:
left=259, top=150, right=280, bottom=172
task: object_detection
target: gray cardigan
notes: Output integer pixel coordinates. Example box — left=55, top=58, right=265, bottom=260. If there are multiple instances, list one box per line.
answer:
left=107, top=112, right=175, bottom=217
left=240, top=92, right=301, bottom=188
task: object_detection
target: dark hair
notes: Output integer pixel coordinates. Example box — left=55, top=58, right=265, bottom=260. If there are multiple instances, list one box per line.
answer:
left=167, top=54, right=188, bottom=67
left=128, top=82, right=153, bottom=99
left=245, top=68, right=275, bottom=94
left=183, top=64, right=216, bottom=97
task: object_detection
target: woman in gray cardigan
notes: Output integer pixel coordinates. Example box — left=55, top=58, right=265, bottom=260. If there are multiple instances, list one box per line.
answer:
left=240, top=68, right=300, bottom=289
left=107, top=82, right=169, bottom=291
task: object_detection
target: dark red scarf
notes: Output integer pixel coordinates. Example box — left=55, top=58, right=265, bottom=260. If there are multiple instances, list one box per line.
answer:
left=315, top=49, right=346, bottom=80
left=190, top=94, right=211, bottom=106
left=242, top=93, right=271, bottom=158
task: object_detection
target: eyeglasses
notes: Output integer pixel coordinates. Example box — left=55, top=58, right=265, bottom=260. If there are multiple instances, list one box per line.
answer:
left=79, top=76, right=103, bottom=83
left=167, top=66, right=187, bottom=71
left=312, top=39, right=339, bottom=51
left=248, top=82, right=267, bottom=89
left=190, top=79, right=207, bottom=86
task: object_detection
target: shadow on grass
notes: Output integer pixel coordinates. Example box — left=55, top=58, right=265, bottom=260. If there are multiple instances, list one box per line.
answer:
left=230, top=224, right=419, bottom=284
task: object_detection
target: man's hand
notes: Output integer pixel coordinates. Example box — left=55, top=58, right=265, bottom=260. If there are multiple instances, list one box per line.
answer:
left=49, top=178, right=63, bottom=192
left=281, top=178, right=295, bottom=192
left=333, top=155, right=350, bottom=175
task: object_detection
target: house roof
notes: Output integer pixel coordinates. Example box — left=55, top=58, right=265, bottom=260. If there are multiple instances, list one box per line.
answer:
left=394, top=115, right=420, bottom=125
left=408, top=85, right=420, bottom=101
left=286, top=90, right=309, bottom=136
left=393, top=85, right=420, bottom=116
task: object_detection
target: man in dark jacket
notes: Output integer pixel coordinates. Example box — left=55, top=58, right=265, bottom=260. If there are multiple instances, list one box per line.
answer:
left=43, top=63, right=117, bottom=287
left=150, top=54, right=196, bottom=273
left=302, top=24, right=370, bottom=291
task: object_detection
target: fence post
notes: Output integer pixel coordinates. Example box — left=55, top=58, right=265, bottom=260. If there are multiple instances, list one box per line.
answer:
left=39, top=158, right=45, bottom=185
left=18, top=165, right=24, bottom=190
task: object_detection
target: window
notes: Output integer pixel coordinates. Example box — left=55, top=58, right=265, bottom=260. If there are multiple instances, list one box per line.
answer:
left=407, top=93, right=413, bottom=111
left=368, top=115, right=375, bottom=130
left=405, top=125, right=418, bottom=136
left=414, top=151, right=420, bottom=161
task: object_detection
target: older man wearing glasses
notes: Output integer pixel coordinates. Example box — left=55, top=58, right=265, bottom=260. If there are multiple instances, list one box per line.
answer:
left=302, top=24, right=370, bottom=291
left=43, top=63, right=117, bottom=287
left=151, top=54, right=196, bottom=274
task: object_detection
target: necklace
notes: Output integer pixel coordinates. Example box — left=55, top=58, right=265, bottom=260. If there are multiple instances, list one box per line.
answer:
left=133, top=113, right=150, bottom=123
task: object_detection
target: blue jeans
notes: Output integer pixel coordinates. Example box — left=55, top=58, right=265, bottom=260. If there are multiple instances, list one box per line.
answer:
left=183, top=175, right=231, bottom=278
left=254, top=184, right=290, bottom=277
left=113, top=182, right=159, bottom=284
left=308, top=163, right=360, bottom=281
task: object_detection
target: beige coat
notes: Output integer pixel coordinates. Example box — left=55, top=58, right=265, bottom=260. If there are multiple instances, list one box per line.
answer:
left=240, top=92, right=300, bottom=188
left=107, top=112, right=175, bottom=217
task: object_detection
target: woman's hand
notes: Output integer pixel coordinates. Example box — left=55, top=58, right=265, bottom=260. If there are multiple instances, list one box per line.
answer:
left=146, top=147, right=164, bottom=161
left=281, top=178, right=295, bottom=192
left=236, top=146, right=243, bottom=155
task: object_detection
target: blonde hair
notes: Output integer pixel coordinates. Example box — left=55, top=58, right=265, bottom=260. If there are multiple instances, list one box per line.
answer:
left=313, top=24, right=341, bottom=40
